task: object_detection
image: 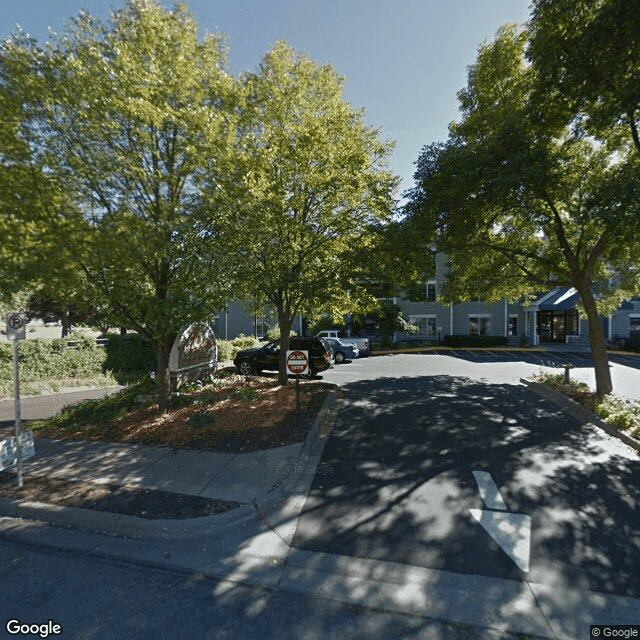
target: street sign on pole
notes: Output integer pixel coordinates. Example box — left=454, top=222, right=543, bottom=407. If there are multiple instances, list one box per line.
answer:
left=4, top=312, right=28, bottom=486
left=5, top=312, right=26, bottom=341
left=286, top=350, right=308, bottom=427
left=0, top=431, right=35, bottom=472
left=286, top=350, right=309, bottom=376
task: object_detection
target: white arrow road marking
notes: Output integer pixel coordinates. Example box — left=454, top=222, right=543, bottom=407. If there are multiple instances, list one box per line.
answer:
left=470, top=470, right=531, bottom=572
left=471, top=470, right=507, bottom=511
left=470, top=509, right=531, bottom=572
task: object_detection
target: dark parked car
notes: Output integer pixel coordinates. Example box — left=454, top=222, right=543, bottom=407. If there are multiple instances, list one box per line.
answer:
left=233, top=336, right=333, bottom=376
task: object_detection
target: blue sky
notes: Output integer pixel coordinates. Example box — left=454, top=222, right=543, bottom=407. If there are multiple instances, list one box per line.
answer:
left=2, top=0, right=532, bottom=204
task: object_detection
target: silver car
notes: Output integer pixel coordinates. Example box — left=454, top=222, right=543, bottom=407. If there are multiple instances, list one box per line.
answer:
left=323, top=337, right=359, bottom=364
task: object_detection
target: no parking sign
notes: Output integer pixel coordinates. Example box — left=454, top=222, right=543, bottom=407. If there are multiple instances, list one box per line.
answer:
left=5, top=313, right=26, bottom=341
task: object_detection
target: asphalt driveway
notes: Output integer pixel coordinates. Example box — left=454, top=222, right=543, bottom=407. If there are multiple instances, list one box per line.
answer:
left=294, top=355, right=640, bottom=599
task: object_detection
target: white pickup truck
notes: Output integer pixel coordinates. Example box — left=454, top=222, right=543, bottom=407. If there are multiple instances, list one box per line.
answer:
left=316, top=329, right=370, bottom=354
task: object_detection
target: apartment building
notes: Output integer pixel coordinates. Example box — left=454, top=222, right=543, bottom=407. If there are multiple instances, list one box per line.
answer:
left=388, top=253, right=640, bottom=347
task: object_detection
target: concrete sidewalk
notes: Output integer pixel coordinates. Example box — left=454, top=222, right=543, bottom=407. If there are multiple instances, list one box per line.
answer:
left=0, top=386, right=337, bottom=539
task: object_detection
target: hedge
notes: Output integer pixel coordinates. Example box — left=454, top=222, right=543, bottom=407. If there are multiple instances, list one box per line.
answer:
left=443, top=335, right=508, bottom=348
left=217, top=335, right=262, bottom=362
left=0, top=332, right=154, bottom=382
left=102, top=333, right=155, bottom=372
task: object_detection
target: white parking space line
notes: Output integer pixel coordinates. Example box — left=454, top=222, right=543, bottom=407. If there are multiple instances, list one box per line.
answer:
left=472, top=470, right=507, bottom=511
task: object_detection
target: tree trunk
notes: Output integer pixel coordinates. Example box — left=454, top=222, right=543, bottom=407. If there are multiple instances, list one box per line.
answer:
left=61, top=310, right=72, bottom=337
left=156, top=339, right=173, bottom=412
left=277, top=306, right=291, bottom=386
left=578, top=286, right=613, bottom=397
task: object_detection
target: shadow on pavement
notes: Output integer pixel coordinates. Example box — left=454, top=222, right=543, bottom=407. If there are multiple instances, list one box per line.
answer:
left=291, top=375, right=640, bottom=600
left=429, top=348, right=595, bottom=369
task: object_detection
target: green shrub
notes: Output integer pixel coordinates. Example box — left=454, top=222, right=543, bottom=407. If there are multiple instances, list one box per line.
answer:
left=264, top=326, right=297, bottom=341
left=535, top=372, right=590, bottom=394
left=594, top=396, right=640, bottom=432
left=102, top=333, right=155, bottom=372
left=188, top=410, right=215, bottom=429
left=0, top=333, right=106, bottom=382
left=35, top=377, right=155, bottom=431
left=233, top=387, right=258, bottom=402
left=232, top=334, right=261, bottom=349
left=0, top=332, right=155, bottom=387
left=443, top=335, right=508, bottom=348
left=217, top=335, right=262, bottom=362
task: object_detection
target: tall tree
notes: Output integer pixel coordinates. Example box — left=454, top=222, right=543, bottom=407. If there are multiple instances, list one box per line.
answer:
left=527, top=0, right=640, bottom=154
left=226, top=42, right=398, bottom=384
left=5, top=0, right=239, bottom=409
left=404, top=26, right=640, bottom=396
left=0, top=32, right=65, bottom=305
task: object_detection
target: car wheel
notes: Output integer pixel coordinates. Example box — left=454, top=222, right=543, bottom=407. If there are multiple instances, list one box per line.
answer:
left=335, top=351, right=346, bottom=364
left=238, top=360, right=254, bottom=376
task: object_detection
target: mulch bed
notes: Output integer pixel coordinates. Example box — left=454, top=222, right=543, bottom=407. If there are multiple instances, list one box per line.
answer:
left=0, top=473, right=240, bottom=519
left=0, top=375, right=334, bottom=520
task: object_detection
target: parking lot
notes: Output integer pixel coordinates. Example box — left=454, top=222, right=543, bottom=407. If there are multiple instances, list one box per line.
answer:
left=323, top=348, right=640, bottom=401
left=297, top=351, right=640, bottom=618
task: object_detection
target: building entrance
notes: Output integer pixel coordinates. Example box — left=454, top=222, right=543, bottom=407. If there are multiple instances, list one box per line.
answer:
left=537, top=310, right=579, bottom=342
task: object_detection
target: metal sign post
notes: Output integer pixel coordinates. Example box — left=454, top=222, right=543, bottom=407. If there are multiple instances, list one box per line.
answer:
left=13, top=336, right=23, bottom=487
left=6, top=313, right=26, bottom=487
left=286, top=350, right=309, bottom=427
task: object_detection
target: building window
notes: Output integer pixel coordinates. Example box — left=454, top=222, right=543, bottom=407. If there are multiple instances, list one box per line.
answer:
left=508, top=315, right=518, bottom=336
left=425, top=253, right=437, bottom=277
left=469, top=315, right=490, bottom=336
left=410, top=315, right=437, bottom=337
left=421, top=281, right=437, bottom=302
left=630, top=315, right=640, bottom=336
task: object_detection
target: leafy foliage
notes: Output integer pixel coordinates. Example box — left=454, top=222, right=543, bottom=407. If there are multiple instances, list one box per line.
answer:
left=188, top=410, right=215, bottom=429
left=403, top=25, right=640, bottom=396
left=225, top=42, right=398, bottom=383
left=32, top=376, right=156, bottom=431
left=528, top=0, right=640, bottom=154
left=3, top=1, right=239, bottom=410
left=0, top=332, right=153, bottom=386
left=216, top=335, right=262, bottom=362
left=102, top=333, right=155, bottom=372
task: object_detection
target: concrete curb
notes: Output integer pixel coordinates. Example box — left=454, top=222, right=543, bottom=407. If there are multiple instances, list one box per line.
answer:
left=251, top=387, right=340, bottom=545
left=0, top=385, right=341, bottom=541
left=0, top=495, right=258, bottom=539
left=520, top=378, right=640, bottom=453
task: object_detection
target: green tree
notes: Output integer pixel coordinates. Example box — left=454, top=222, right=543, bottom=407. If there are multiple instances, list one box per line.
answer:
left=0, top=32, right=65, bottom=305
left=227, top=42, right=398, bottom=384
left=527, top=0, right=640, bottom=154
left=6, top=1, right=239, bottom=409
left=404, top=26, right=640, bottom=396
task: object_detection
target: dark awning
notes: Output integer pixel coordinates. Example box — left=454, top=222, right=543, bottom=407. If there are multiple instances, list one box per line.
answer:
left=535, top=287, right=580, bottom=311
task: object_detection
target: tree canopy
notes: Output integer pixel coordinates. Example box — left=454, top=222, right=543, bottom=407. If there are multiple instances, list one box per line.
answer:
left=528, top=0, right=640, bottom=154
left=1, top=2, right=399, bottom=397
left=225, top=42, right=398, bottom=383
left=404, top=24, right=640, bottom=396
left=2, top=0, right=239, bottom=409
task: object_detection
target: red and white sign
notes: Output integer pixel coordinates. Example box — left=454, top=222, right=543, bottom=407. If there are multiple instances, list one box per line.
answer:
left=286, top=350, right=309, bottom=375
